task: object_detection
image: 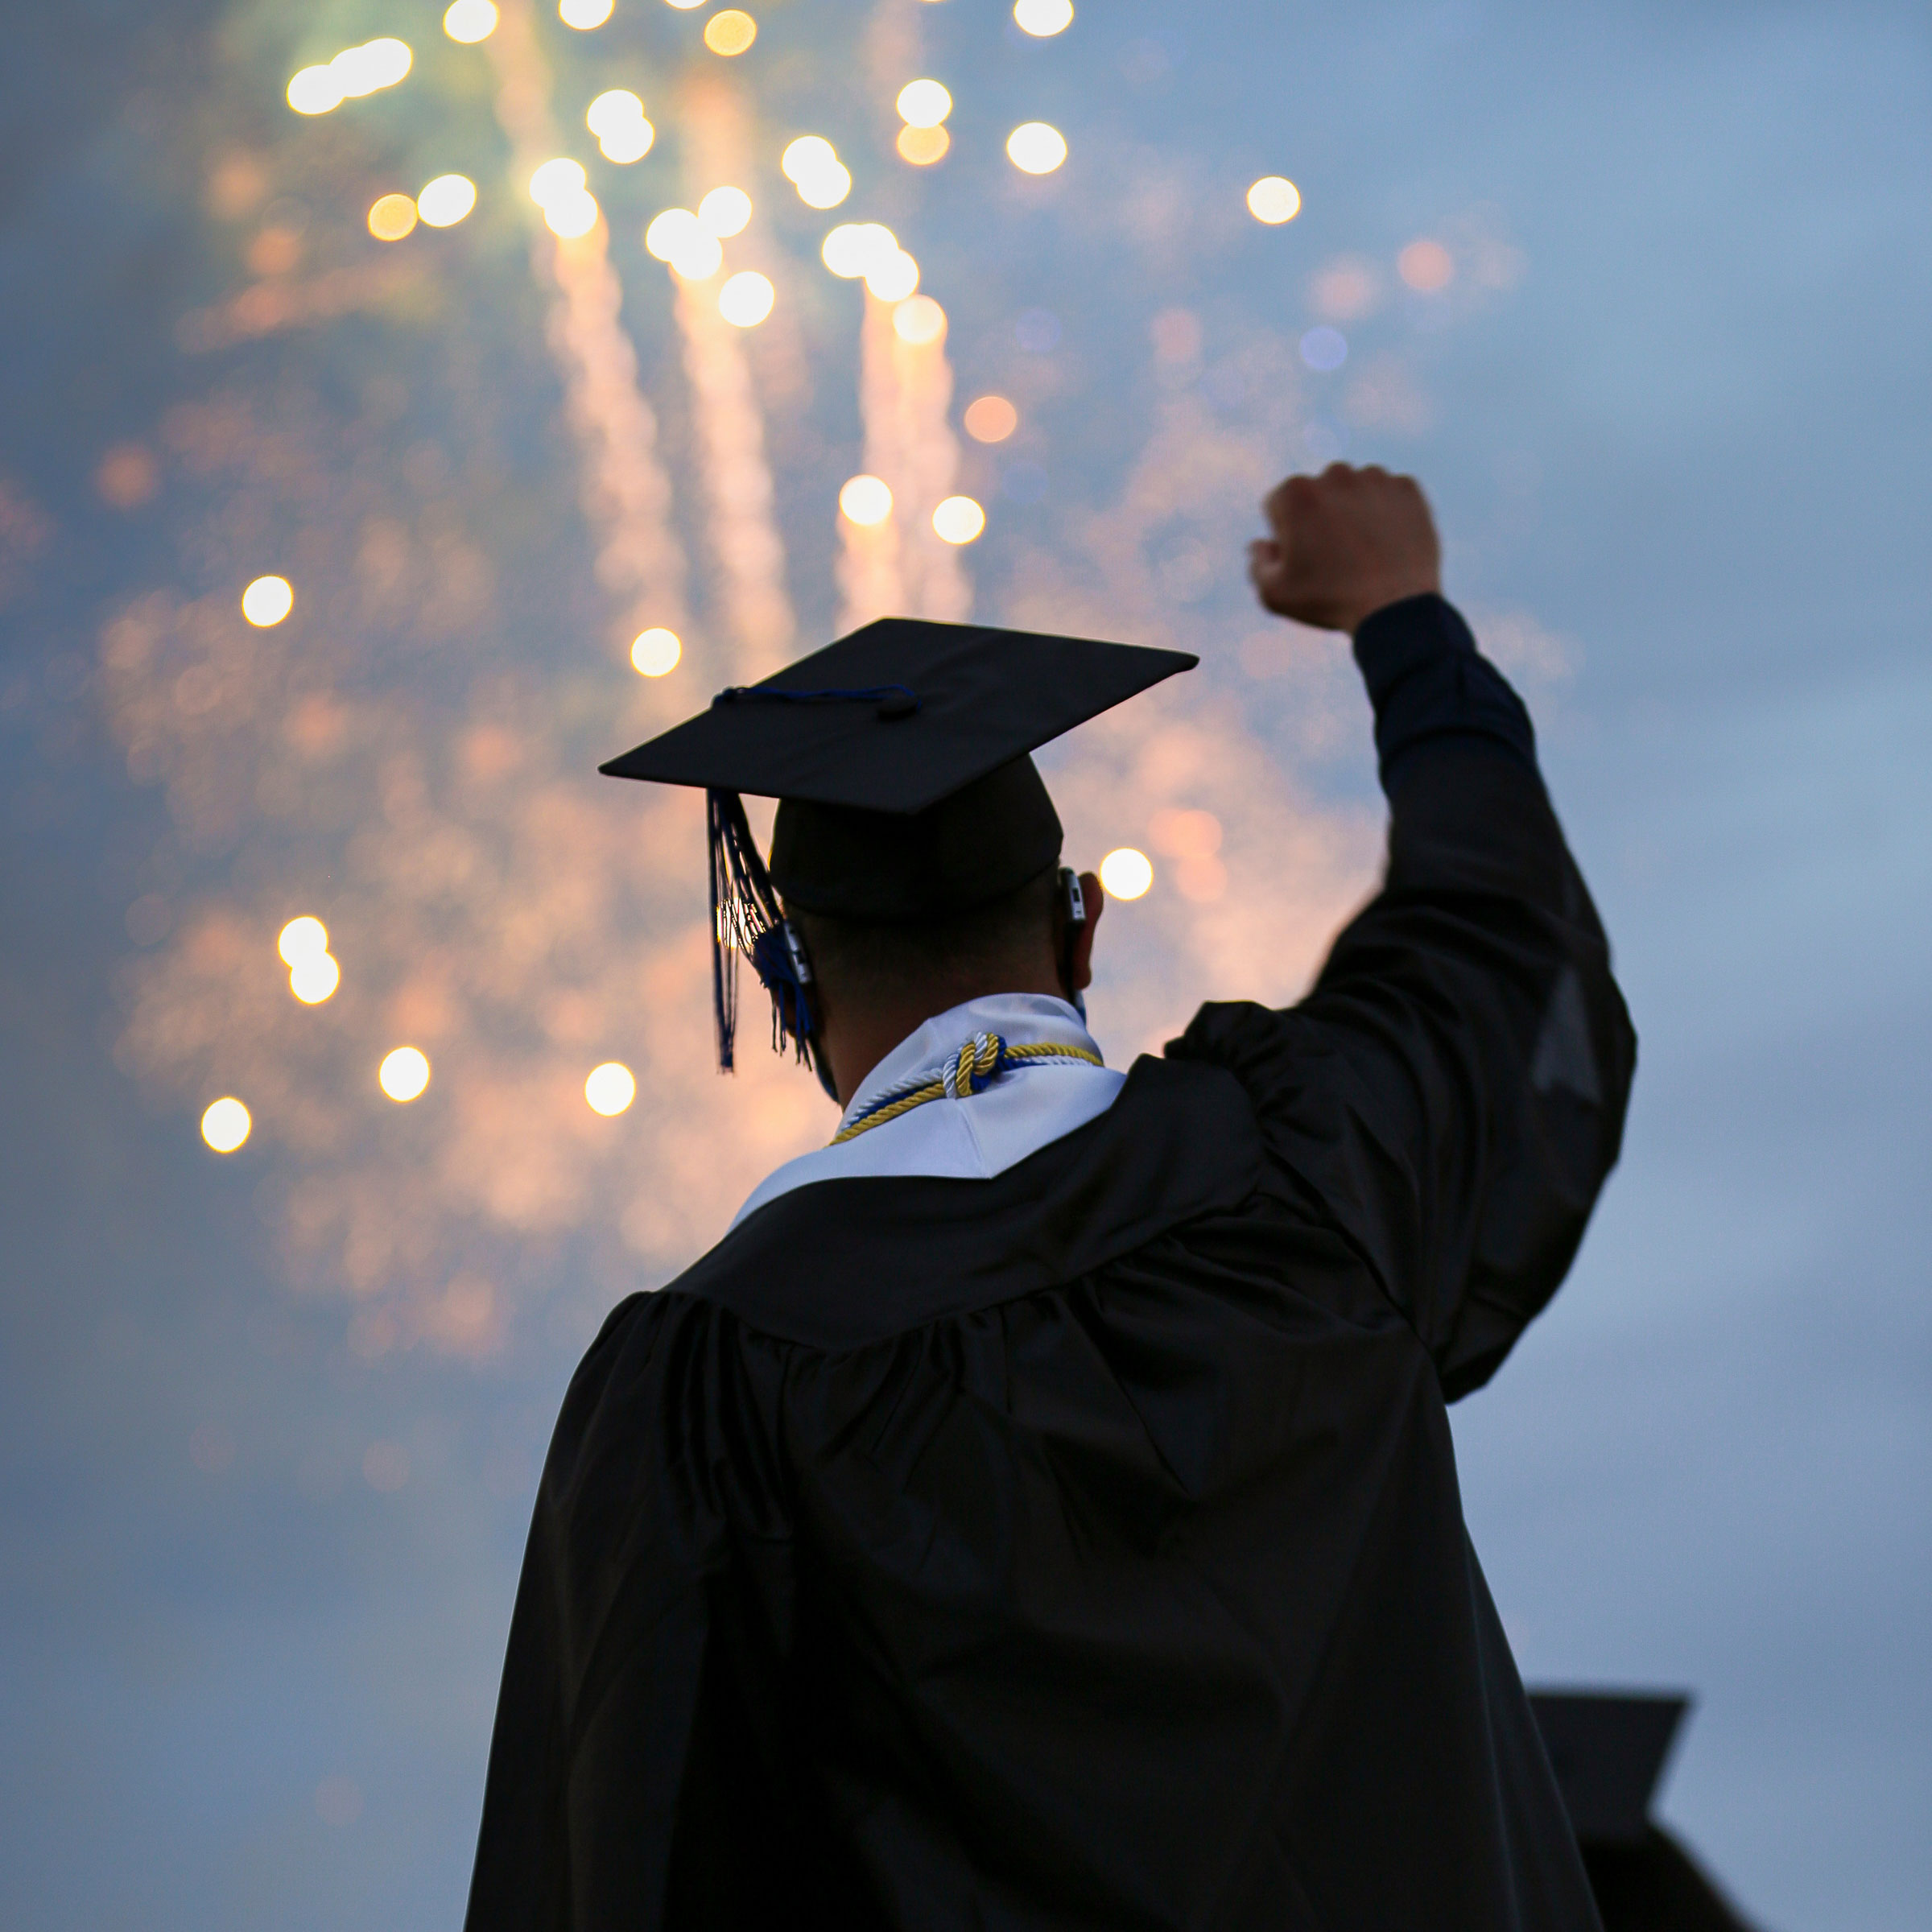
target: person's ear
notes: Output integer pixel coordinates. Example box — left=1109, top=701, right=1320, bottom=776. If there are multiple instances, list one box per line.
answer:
left=1068, top=871, right=1104, bottom=992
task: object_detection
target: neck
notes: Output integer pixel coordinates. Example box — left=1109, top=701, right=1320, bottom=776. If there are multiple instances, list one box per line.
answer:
left=822, top=970, right=1070, bottom=1108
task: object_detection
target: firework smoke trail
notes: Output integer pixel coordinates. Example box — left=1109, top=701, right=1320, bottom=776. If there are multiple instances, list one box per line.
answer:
left=485, top=0, right=691, bottom=680
left=671, top=75, right=796, bottom=682
left=886, top=295, right=971, bottom=621
left=838, top=293, right=911, bottom=628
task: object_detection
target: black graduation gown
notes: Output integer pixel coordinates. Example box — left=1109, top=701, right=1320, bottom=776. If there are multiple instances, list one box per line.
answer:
left=468, top=599, right=1637, bottom=1931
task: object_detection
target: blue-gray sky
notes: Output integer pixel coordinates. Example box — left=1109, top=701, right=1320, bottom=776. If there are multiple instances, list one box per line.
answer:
left=2, top=3, right=1927, bottom=1928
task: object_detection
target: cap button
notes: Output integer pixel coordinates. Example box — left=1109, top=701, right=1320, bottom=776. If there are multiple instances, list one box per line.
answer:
left=875, top=690, right=919, bottom=721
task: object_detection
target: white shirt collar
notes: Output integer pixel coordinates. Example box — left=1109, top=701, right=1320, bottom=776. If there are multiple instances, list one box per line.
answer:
left=729, top=993, right=1125, bottom=1229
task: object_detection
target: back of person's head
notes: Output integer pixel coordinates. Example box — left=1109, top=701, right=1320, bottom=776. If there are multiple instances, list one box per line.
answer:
left=788, top=864, right=1061, bottom=1016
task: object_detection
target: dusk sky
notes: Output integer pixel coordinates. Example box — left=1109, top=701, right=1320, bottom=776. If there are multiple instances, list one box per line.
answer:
left=2, top=2, right=1926, bottom=1927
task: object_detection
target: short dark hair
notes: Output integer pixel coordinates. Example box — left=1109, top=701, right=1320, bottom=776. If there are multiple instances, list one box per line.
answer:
left=790, top=865, right=1060, bottom=1007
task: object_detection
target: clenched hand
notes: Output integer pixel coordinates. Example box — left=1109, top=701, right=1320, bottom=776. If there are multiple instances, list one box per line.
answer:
left=1249, top=464, right=1442, bottom=636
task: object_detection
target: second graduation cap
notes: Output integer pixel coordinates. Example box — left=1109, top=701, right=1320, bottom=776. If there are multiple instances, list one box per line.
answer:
left=600, top=615, right=1195, bottom=1067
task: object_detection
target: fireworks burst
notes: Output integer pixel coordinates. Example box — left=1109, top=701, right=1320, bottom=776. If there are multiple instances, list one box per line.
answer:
left=95, top=0, right=1539, bottom=1358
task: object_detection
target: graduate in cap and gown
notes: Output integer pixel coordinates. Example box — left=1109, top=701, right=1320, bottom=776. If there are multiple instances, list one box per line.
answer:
left=465, top=465, right=1637, bottom=1930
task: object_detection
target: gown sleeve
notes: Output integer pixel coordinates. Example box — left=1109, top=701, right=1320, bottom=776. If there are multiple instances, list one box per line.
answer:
left=464, top=1292, right=799, bottom=1932
left=1170, top=594, right=1637, bottom=1397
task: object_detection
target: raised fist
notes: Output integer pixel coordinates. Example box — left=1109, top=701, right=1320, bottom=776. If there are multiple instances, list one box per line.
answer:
left=1249, top=464, right=1442, bottom=636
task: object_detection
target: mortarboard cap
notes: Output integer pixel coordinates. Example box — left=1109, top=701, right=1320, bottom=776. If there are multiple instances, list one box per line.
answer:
left=1530, top=1690, right=1688, bottom=1844
left=599, top=616, right=1195, bottom=1071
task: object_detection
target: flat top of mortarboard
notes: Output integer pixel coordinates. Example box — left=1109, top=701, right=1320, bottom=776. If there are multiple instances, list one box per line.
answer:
left=598, top=617, right=1198, bottom=815
left=1529, top=1690, right=1690, bottom=1844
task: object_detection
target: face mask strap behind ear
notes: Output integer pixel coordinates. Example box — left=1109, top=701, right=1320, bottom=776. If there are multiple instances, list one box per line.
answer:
left=1059, top=867, right=1088, bottom=1022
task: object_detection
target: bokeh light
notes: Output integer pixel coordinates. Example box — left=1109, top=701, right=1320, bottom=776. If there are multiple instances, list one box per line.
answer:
left=560, top=0, right=615, bottom=25
left=697, top=185, right=752, bottom=237
left=704, top=10, right=757, bottom=55
left=892, top=295, right=946, bottom=345
left=821, top=222, right=897, bottom=279
left=200, top=1097, right=252, bottom=1154
left=865, top=249, right=919, bottom=302
left=1013, top=0, right=1074, bottom=34
left=584, top=1062, right=637, bottom=1116
left=783, top=136, right=852, bottom=206
left=545, top=190, right=601, bottom=240
left=1247, top=175, right=1302, bottom=224
left=416, top=174, right=477, bottom=227
left=645, top=207, right=698, bottom=258
left=671, top=230, right=723, bottom=278
left=587, top=89, right=654, bottom=163
left=896, top=80, right=953, bottom=128
left=963, top=394, right=1018, bottom=442
left=1006, top=122, right=1067, bottom=174
left=443, top=0, right=498, bottom=43
left=839, top=475, right=893, bottom=526
left=630, top=628, right=682, bottom=675
left=1100, top=848, right=1154, bottom=900
left=289, top=952, right=341, bottom=1004
left=277, top=916, right=328, bottom=966
left=1398, top=238, right=1455, bottom=291
left=896, top=126, right=951, bottom=166
left=378, top=1047, right=431, bottom=1103
left=1299, top=325, right=1348, bottom=371
left=286, top=67, right=343, bottom=115
left=718, top=270, right=775, bottom=326
left=586, top=89, right=642, bottom=135
left=529, top=158, right=587, bottom=207
left=241, top=575, right=293, bottom=625
left=932, top=495, right=985, bottom=544
left=367, top=193, right=419, bottom=242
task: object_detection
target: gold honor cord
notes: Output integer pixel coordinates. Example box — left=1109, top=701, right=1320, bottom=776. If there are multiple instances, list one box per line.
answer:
left=831, top=1032, right=1104, bottom=1145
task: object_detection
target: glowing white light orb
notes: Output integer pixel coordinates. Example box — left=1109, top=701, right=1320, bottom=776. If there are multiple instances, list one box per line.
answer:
left=896, top=79, right=953, bottom=128
left=242, top=576, right=293, bottom=625
left=718, top=270, right=775, bottom=326
left=796, top=163, right=851, bottom=209
left=864, top=249, right=919, bottom=302
left=932, top=495, right=985, bottom=544
left=665, top=0, right=704, bottom=7
left=1013, top=0, right=1074, bottom=35
left=289, top=952, right=341, bottom=1004
left=333, top=39, right=413, bottom=98
left=599, top=120, right=654, bottom=163
left=1100, top=848, right=1154, bottom=900
left=892, top=295, right=946, bottom=345
left=697, top=185, right=753, bottom=237
left=630, top=628, right=682, bottom=676
left=200, top=1097, right=252, bottom=1153
left=1006, top=122, right=1067, bottom=175
left=443, top=0, right=499, bottom=43
left=704, top=9, right=757, bottom=55
left=584, top=1062, right=637, bottom=1116
left=645, top=207, right=700, bottom=259
left=367, top=193, right=418, bottom=242
left=781, top=136, right=836, bottom=184
left=277, top=916, right=328, bottom=965
left=586, top=89, right=645, bottom=136
left=1246, top=175, right=1302, bottom=225
left=559, top=0, right=614, bottom=26
left=544, top=189, right=601, bottom=239
left=529, top=157, right=588, bottom=208
left=669, top=230, right=724, bottom=279
left=378, top=1046, right=431, bottom=1102
left=821, top=222, right=896, bottom=278
left=416, top=174, right=477, bottom=227
left=287, top=65, right=345, bottom=115
left=839, top=475, right=894, bottom=526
